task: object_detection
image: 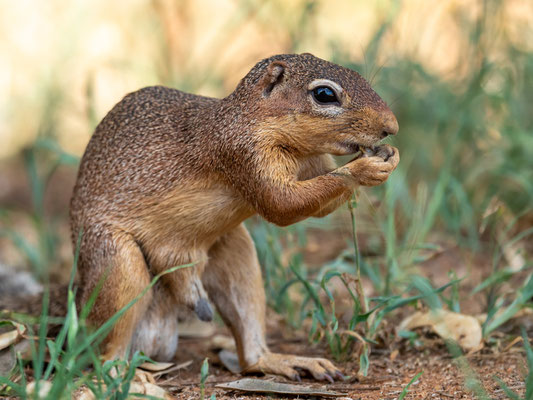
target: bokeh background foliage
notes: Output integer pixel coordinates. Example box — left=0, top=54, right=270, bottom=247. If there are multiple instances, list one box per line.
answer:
left=0, top=0, right=532, bottom=379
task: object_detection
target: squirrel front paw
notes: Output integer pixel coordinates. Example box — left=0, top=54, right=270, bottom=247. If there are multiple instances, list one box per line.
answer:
left=361, top=143, right=398, bottom=162
left=334, top=144, right=399, bottom=187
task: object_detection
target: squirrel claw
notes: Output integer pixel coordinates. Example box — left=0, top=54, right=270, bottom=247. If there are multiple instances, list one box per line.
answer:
left=335, top=370, right=345, bottom=380
left=244, top=352, right=342, bottom=382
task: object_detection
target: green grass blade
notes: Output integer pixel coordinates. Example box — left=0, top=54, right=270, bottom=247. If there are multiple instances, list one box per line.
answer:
left=398, top=371, right=423, bottom=400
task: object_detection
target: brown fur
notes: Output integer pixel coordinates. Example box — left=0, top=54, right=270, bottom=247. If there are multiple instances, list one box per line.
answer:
left=66, top=53, right=400, bottom=380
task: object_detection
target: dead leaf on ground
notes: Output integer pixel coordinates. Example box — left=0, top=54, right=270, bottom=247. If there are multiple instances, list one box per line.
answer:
left=215, top=378, right=346, bottom=397
left=0, top=320, right=26, bottom=350
left=129, top=381, right=172, bottom=399
left=152, top=360, right=193, bottom=379
left=0, top=320, right=30, bottom=377
left=75, top=380, right=174, bottom=400
left=399, top=309, right=483, bottom=351
left=26, top=380, right=52, bottom=398
left=138, top=361, right=174, bottom=372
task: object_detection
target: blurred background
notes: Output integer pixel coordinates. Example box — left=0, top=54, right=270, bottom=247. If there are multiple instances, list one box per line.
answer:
left=0, top=0, right=531, bottom=330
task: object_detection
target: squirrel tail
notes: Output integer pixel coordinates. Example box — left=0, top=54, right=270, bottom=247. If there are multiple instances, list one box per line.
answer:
left=0, top=264, right=69, bottom=318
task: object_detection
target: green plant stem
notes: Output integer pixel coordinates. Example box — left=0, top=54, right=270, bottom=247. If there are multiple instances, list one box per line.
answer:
left=348, top=194, right=369, bottom=324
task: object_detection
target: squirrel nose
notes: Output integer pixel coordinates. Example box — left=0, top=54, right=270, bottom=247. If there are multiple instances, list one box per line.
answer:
left=380, top=110, right=399, bottom=138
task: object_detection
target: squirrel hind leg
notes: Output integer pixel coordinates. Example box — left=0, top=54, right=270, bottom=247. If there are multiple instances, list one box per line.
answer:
left=79, top=231, right=153, bottom=362
left=202, top=224, right=343, bottom=382
left=202, top=224, right=268, bottom=368
left=130, top=281, right=180, bottom=361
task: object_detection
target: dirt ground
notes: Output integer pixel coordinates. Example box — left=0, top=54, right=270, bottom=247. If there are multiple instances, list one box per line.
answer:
left=1, top=229, right=530, bottom=399
left=155, top=329, right=527, bottom=400
left=150, top=239, right=530, bottom=400
left=0, top=169, right=530, bottom=399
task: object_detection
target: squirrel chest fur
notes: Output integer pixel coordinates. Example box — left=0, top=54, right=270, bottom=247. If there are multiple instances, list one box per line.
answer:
left=69, top=53, right=399, bottom=381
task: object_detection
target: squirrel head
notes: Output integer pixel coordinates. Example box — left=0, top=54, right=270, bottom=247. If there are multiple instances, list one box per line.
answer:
left=232, top=53, right=398, bottom=156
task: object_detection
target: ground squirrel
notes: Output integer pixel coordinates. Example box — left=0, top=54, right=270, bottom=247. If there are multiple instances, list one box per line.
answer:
left=70, top=53, right=399, bottom=381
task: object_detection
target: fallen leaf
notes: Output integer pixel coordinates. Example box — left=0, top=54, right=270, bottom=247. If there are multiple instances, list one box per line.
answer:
left=215, top=378, right=345, bottom=397
left=133, top=368, right=157, bottom=384
left=399, top=309, right=482, bottom=351
left=128, top=381, right=173, bottom=399
left=75, top=381, right=174, bottom=400
left=139, top=361, right=174, bottom=372
left=0, top=320, right=26, bottom=350
left=26, top=380, right=52, bottom=398
left=152, top=360, right=193, bottom=378
left=75, top=387, right=95, bottom=400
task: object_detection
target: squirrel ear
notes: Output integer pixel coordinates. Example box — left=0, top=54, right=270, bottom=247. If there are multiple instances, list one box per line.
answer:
left=261, top=60, right=287, bottom=96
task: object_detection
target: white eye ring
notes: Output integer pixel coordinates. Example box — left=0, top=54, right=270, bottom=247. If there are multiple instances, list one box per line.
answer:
left=308, top=79, right=344, bottom=115
left=308, top=79, right=343, bottom=99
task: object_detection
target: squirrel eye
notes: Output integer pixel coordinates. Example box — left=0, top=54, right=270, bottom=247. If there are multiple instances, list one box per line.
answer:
left=311, top=86, right=339, bottom=105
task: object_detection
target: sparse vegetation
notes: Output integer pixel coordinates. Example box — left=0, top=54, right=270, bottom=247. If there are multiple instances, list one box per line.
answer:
left=0, top=0, right=531, bottom=398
